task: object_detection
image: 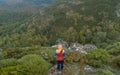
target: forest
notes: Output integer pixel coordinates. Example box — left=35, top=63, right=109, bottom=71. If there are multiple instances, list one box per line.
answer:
left=0, top=0, right=120, bottom=75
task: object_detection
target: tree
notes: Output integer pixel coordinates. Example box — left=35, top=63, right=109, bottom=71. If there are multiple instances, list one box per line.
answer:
left=63, top=27, right=78, bottom=43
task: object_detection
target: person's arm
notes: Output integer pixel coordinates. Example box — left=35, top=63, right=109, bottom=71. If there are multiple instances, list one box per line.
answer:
left=64, top=51, right=67, bottom=56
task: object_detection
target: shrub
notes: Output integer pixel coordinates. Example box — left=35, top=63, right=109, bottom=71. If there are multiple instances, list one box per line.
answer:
left=106, top=42, right=120, bottom=56
left=65, top=50, right=86, bottom=64
left=86, top=49, right=109, bottom=68
left=0, top=52, right=7, bottom=60
left=4, top=47, right=41, bottom=58
left=41, top=49, right=56, bottom=64
left=0, top=58, right=18, bottom=68
left=112, top=55, right=120, bottom=67
left=0, top=65, right=26, bottom=75
left=93, top=69, right=115, bottom=75
left=18, top=54, right=51, bottom=75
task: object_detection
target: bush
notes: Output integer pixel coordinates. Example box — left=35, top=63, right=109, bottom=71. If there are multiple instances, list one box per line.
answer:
left=86, top=49, right=109, bottom=68
left=4, top=47, right=41, bottom=58
left=93, top=69, right=115, bottom=75
left=106, top=42, right=120, bottom=56
left=0, top=52, right=7, bottom=60
left=41, top=49, right=56, bottom=64
left=112, top=55, right=120, bottom=67
left=65, top=50, right=86, bottom=64
left=18, top=54, right=51, bottom=75
left=0, top=65, right=26, bottom=75
left=105, top=42, right=120, bottom=68
left=0, top=58, right=18, bottom=68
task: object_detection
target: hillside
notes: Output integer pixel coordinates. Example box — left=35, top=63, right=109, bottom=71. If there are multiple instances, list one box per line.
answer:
left=0, top=0, right=53, bottom=36
left=0, top=0, right=120, bottom=47
left=0, top=0, right=120, bottom=75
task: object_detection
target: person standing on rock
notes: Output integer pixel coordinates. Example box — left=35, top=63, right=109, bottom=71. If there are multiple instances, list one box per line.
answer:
left=54, top=44, right=67, bottom=71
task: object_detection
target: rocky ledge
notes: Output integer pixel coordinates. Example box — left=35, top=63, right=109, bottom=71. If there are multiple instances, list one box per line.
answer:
left=47, top=64, right=96, bottom=75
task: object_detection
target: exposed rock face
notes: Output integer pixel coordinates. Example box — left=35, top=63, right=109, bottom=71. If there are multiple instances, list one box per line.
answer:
left=51, top=45, right=58, bottom=48
left=69, top=43, right=87, bottom=54
left=116, top=9, right=120, bottom=17
left=47, top=64, right=81, bottom=75
left=84, top=65, right=96, bottom=73
left=0, top=48, right=3, bottom=52
left=69, top=43, right=83, bottom=51
left=69, top=43, right=97, bottom=54
left=47, top=65, right=68, bottom=75
left=52, top=39, right=97, bottom=54
left=56, top=39, right=69, bottom=48
left=83, top=44, right=97, bottom=52
left=47, top=64, right=96, bottom=75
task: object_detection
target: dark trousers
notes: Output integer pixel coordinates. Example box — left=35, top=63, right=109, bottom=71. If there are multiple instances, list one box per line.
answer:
left=57, top=60, right=64, bottom=70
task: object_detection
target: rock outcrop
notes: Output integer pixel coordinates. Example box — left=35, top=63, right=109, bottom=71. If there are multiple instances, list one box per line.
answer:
left=0, top=48, right=3, bottom=52
left=69, top=43, right=87, bottom=54
left=52, top=39, right=97, bottom=54
left=83, top=44, right=97, bottom=52
left=69, top=43, right=97, bottom=54
left=47, top=64, right=96, bottom=75
left=55, top=39, right=69, bottom=48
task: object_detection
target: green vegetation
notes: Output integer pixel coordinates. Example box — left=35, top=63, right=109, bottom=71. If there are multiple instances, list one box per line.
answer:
left=0, top=47, right=52, bottom=75
left=113, top=55, right=120, bottom=67
left=0, top=0, right=120, bottom=74
left=0, top=58, right=17, bottom=68
left=0, top=52, right=52, bottom=75
left=0, top=65, right=26, bottom=75
left=0, top=0, right=120, bottom=47
left=93, top=69, right=115, bottom=75
left=106, top=42, right=120, bottom=56
left=18, top=54, right=51, bottom=75
left=0, top=46, right=120, bottom=75
left=86, top=49, right=109, bottom=67
left=106, top=42, right=120, bottom=68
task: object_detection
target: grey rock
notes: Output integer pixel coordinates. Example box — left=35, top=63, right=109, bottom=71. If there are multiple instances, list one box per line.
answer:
left=69, top=43, right=83, bottom=51
left=51, top=45, right=58, bottom=48
left=83, top=44, right=97, bottom=52
left=56, top=39, right=69, bottom=48
left=47, top=64, right=97, bottom=75
left=47, top=64, right=80, bottom=75
left=84, top=65, right=96, bottom=73
left=69, top=43, right=87, bottom=54
left=0, top=48, right=3, bottom=52
left=69, top=43, right=97, bottom=54
left=116, top=9, right=120, bottom=17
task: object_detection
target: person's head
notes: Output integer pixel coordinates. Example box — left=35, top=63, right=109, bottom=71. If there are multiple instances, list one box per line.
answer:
left=57, top=44, right=63, bottom=50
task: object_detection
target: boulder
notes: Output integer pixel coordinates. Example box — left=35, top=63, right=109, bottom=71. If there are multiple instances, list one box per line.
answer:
left=69, top=43, right=87, bottom=54
left=84, top=65, right=96, bottom=73
left=69, top=43, right=97, bottom=54
left=51, top=45, right=58, bottom=48
left=47, top=64, right=80, bottom=75
left=56, top=38, right=69, bottom=48
left=83, top=44, right=97, bottom=52
left=69, top=43, right=83, bottom=51
left=47, top=64, right=97, bottom=75
left=0, top=48, right=3, bottom=52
